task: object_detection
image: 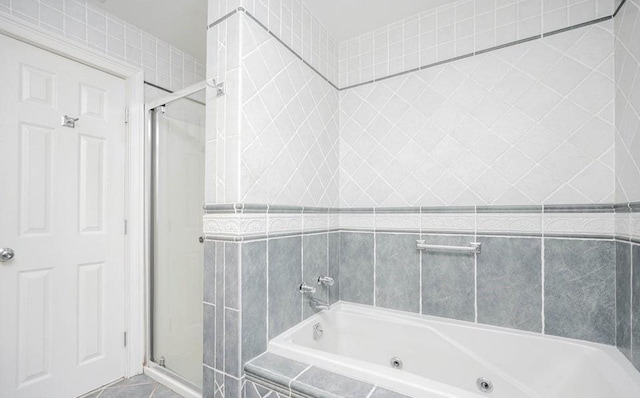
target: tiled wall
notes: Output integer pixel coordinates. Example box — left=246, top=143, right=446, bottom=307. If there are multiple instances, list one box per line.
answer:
left=202, top=230, right=340, bottom=398
left=616, top=238, right=640, bottom=371
left=239, top=17, right=339, bottom=206
left=0, top=0, right=205, bottom=92
left=208, top=0, right=339, bottom=87
left=208, top=10, right=340, bottom=207
left=339, top=22, right=615, bottom=207
left=339, top=231, right=616, bottom=343
left=614, top=0, right=640, bottom=203
left=613, top=0, right=640, bottom=371
left=338, top=0, right=614, bottom=88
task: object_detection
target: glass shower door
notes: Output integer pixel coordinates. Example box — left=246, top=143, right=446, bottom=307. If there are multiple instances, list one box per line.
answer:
left=150, top=89, right=205, bottom=389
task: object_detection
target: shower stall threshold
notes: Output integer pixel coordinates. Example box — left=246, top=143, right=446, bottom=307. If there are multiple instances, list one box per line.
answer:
left=144, top=363, right=201, bottom=398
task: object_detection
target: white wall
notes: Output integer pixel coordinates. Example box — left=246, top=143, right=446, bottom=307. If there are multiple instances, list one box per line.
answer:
left=339, top=22, right=615, bottom=206
left=207, top=0, right=340, bottom=206
left=615, top=0, right=640, bottom=202
left=339, top=0, right=615, bottom=88
left=0, top=0, right=205, bottom=92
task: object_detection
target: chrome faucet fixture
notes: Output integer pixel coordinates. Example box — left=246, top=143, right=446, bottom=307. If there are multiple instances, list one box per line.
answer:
left=317, top=276, right=334, bottom=286
left=299, top=283, right=317, bottom=294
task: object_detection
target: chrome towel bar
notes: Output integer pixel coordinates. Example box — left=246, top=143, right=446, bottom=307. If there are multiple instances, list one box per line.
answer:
left=416, top=241, right=481, bottom=254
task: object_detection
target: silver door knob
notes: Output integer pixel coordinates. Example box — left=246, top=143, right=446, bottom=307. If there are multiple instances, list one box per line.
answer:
left=0, top=248, right=15, bottom=262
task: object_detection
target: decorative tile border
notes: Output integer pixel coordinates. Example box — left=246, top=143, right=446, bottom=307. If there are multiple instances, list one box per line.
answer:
left=203, top=202, right=637, bottom=240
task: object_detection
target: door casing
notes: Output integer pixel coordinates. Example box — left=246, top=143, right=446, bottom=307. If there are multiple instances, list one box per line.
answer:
left=0, top=12, right=146, bottom=378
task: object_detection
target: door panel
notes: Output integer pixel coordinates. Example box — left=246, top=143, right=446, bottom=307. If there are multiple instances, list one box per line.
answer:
left=0, top=34, right=127, bottom=398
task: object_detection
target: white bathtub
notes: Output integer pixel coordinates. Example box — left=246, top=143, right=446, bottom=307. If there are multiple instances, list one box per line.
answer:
left=269, top=302, right=640, bottom=398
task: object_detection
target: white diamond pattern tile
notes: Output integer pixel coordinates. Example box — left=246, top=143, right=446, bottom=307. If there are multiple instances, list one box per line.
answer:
left=340, top=23, right=615, bottom=207
left=615, top=0, right=640, bottom=202
left=240, top=16, right=339, bottom=207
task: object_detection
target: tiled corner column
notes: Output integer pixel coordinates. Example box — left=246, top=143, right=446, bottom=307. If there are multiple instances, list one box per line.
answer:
left=202, top=205, right=340, bottom=398
left=615, top=203, right=640, bottom=372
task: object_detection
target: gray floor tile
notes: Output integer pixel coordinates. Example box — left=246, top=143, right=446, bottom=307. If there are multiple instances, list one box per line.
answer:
left=100, top=383, right=157, bottom=398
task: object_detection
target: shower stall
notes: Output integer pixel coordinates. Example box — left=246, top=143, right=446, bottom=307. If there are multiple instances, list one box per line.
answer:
left=145, top=82, right=206, bottom=396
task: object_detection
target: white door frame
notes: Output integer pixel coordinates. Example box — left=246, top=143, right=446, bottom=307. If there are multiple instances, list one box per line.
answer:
left=0, top=12, right=146, bottom=379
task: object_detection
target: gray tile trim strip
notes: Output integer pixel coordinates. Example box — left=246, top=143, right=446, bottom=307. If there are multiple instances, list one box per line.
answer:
left=204, top=202, right=635, bottom=214
left=477, top=205, right=543, bottom=213
left=614, top=203, right=632, bottom=213
left=542, top=15, right=612, bottom=37
left=204, top=229, right=632, bottom=242
left=474, top=35, right=540, bottom=55
left=543, top=204, right=615, bottom=213
left=420, top=206, right=475, bottom=213
left=476, top=231, right=543, bottom=238
left=207, top=8, right=239, bottom=29
left=543, top=233, right=615, bottom=240
left=614, top=0, right=628, bottom=17
left=375, top=207, right=421, bottom=213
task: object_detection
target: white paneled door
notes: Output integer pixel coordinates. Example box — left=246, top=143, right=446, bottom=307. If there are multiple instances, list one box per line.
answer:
left=0, top=34, right=127, bottom=398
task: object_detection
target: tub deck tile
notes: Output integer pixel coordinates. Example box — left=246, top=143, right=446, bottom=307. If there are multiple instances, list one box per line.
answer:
left=245, top=352, right=309, bottom=387
left=290, top=366, right=375, bottom=398
left=369, top=387, right=412, bottom=398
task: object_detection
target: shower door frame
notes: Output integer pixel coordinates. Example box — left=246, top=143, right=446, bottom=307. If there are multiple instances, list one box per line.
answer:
left=0, top=12, right=147, bottom=379
left=145, top=81, right=207, bottom=398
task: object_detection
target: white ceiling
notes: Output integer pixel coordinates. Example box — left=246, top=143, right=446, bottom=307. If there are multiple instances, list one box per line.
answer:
left=301, top=0, right=452, bottom=42
left=89, top=0, right=207, bottom=63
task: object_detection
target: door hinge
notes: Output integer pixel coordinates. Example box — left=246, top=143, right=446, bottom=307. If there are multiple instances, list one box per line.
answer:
left=124, top=219, right=128, bottom=235
left=124, top=332, right=127, bottom=347
left=125, top=108, right=129, bottom=124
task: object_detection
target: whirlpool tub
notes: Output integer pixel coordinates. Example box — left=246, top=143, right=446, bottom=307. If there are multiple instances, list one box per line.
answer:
left=269, top=303, right=640, bottom=398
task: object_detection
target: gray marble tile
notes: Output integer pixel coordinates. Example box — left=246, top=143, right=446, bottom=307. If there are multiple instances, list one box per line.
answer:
left=268, top=236, right=302, bottom=339
left=203, top=366, right=214, bottom=398
left=369, top=387, right=413, bottom=398
left=245, top=353, right=308, bottom=387
left=214, top=370, right=224, bottom=398
left=215, top=242, right=225, bottom=371
left=633, top=244, right=640, bottom=371
left=339, top=232, right=374, bottom=305
left=204, top=303, right=215, bottom=368
left=242, top=241, right=268, bottom=365
left=204, top=241, right=215, bottom=304
left=152, top=386, right=183, bottom=398
left=545, top=239, right=615, bottom=344
left=375, top=233, right=420, bottom=313
left=303, top=233, right=329, bottom=318
left=79, top=390, right=102, bottom=398
left=477, top=237, right=542, bottom=332
left=100, top=383, right=156, bottom=398
left=225, top=375, right=241, bottom=398
left=225, top=308, right=241, bottom=377
left=110, top=374, right=153, bottom=387
left=328, top=233, right=340, bottom=305
left=290, top=366, right=374, bottom=398
left=225, top=243, right=240, bottom=310
left=215, top=242, right=225, bottom=308
left=421, top=235, right=475, bottom=322
left=616, top=241, right=632, bottom=360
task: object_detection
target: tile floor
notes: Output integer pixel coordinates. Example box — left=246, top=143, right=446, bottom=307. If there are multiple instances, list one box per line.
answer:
left=80, top=374, right=183, bottom=398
